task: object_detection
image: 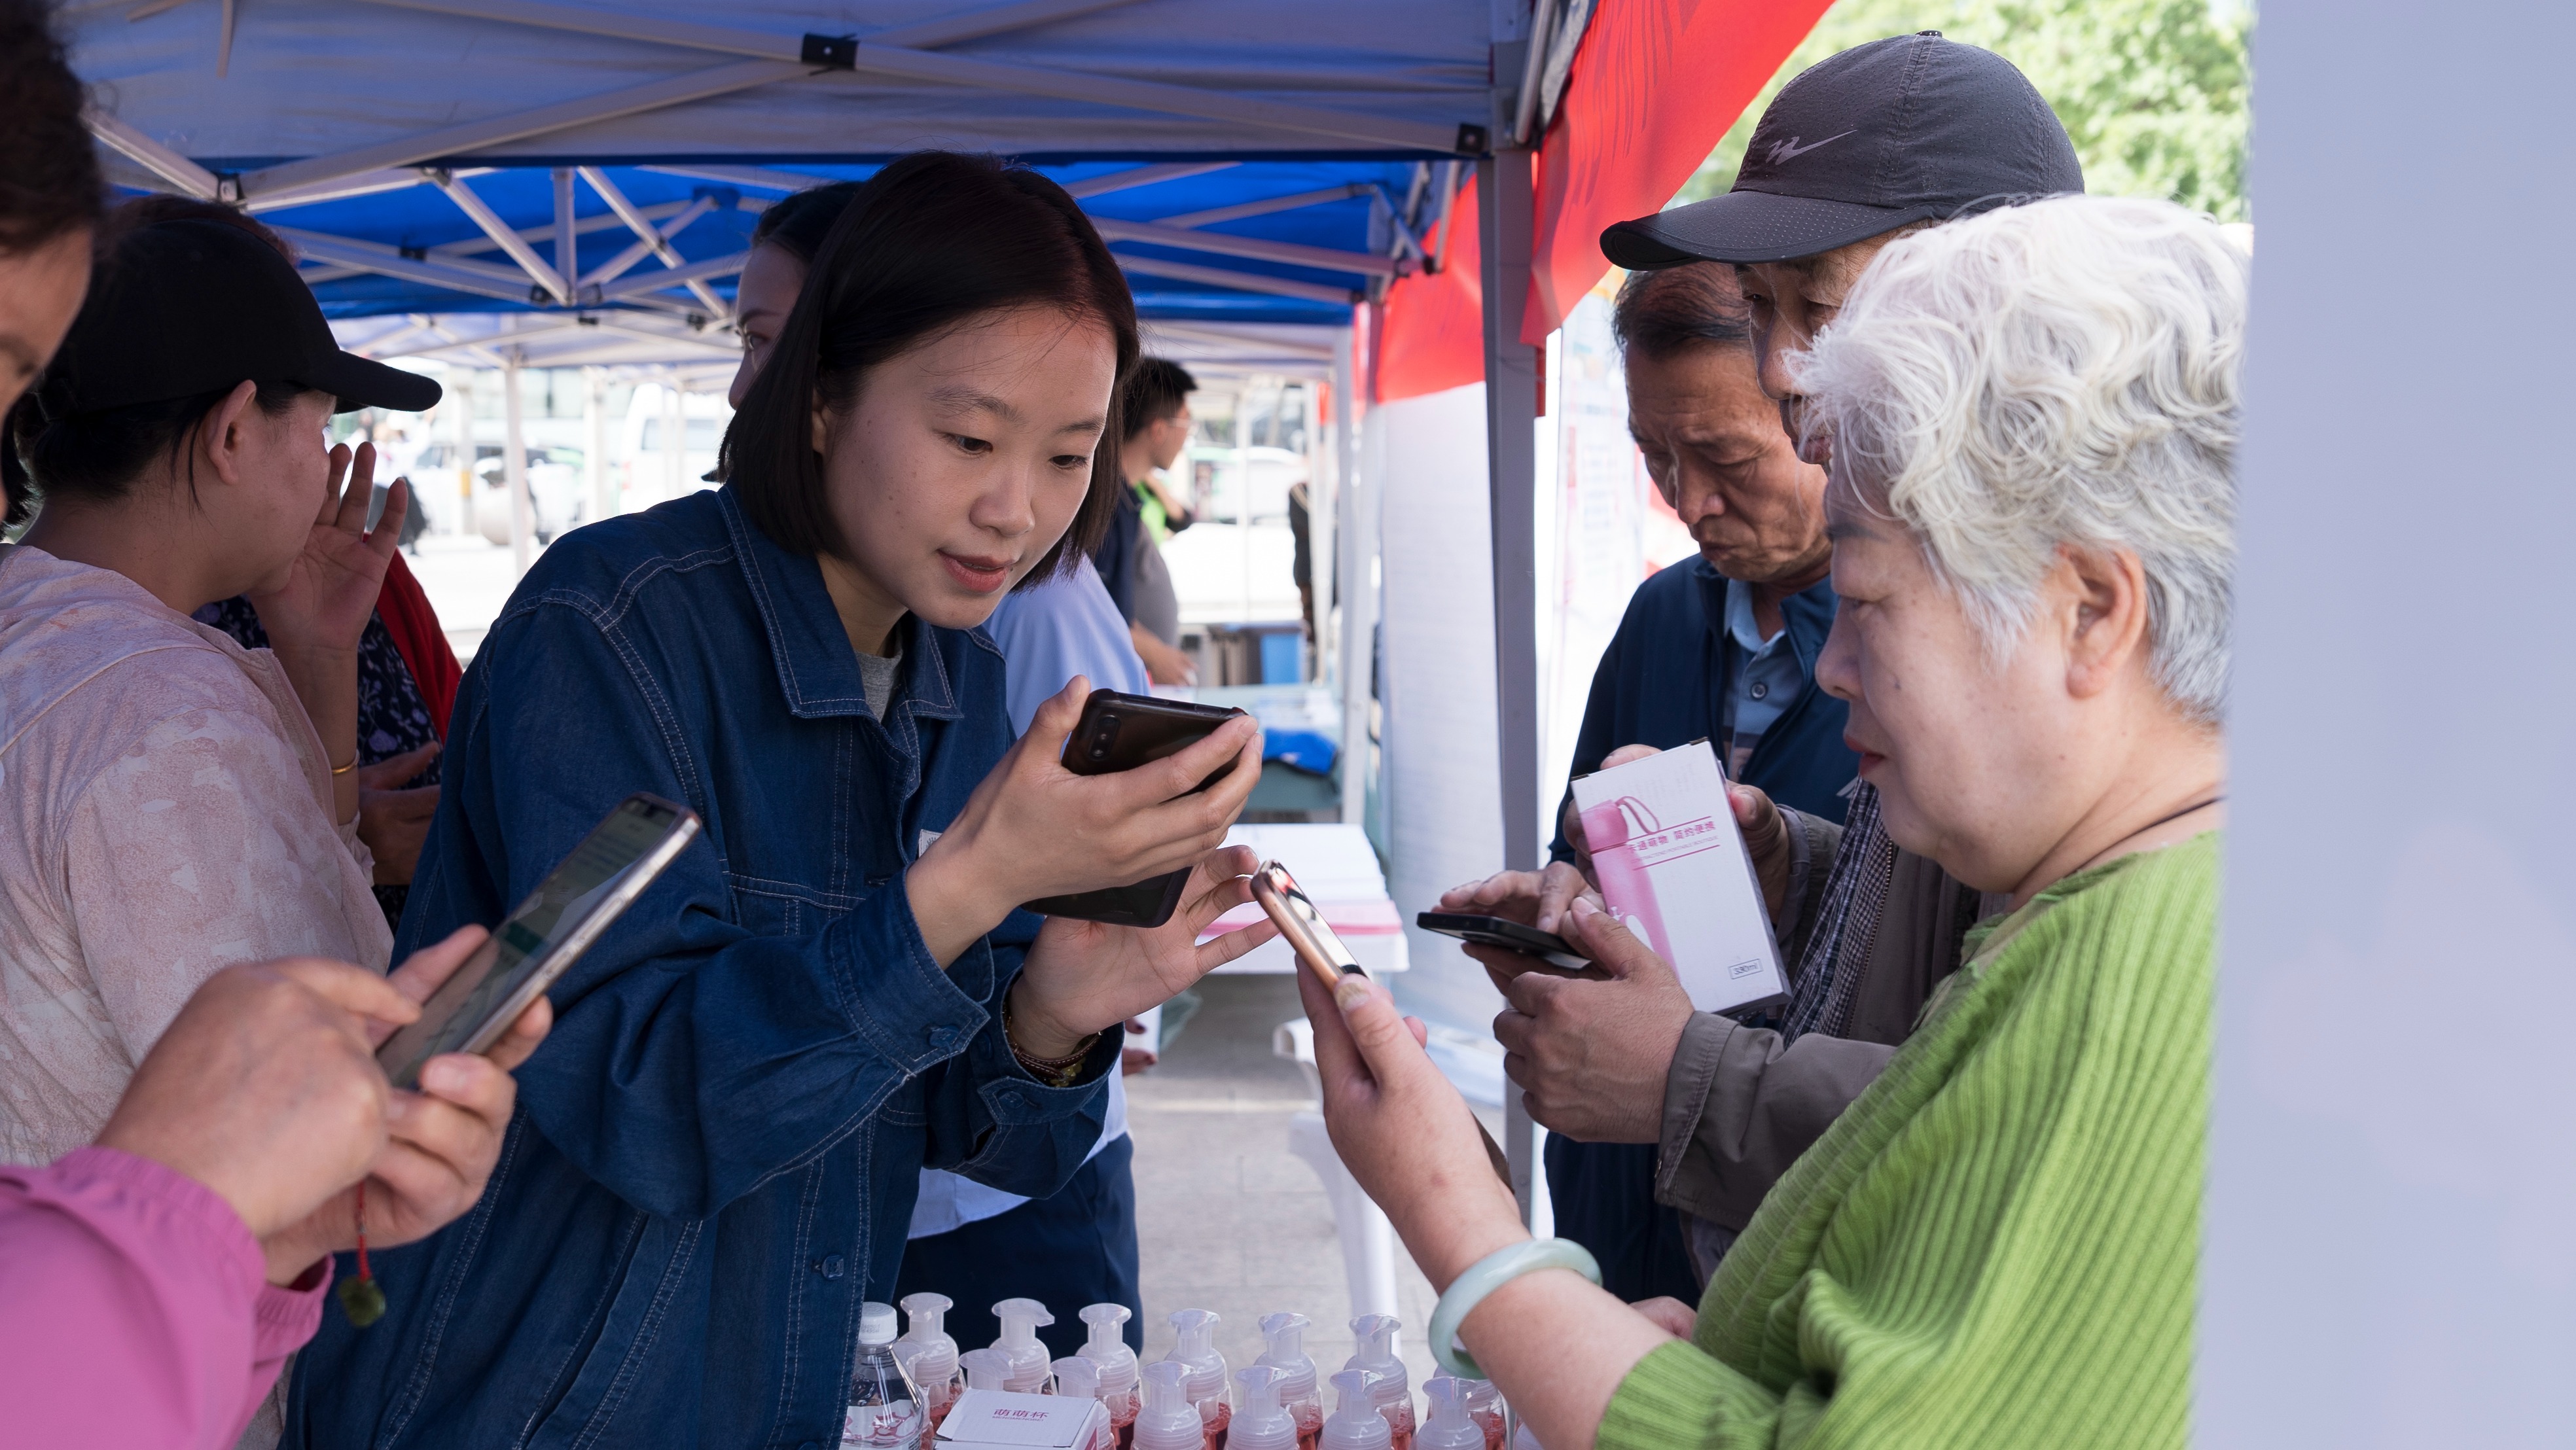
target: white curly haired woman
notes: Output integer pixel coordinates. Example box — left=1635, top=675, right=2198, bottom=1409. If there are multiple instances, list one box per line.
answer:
left=1298, top=194, right=2245, bottom=1450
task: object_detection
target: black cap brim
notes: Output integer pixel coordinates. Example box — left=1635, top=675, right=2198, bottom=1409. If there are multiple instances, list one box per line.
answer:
left=1601, top=188, right=1941, bottom=268
left=300, top=349, right=443, bottom=414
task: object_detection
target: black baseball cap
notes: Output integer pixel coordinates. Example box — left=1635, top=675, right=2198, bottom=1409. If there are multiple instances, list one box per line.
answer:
left=38, top=218, right=440, bottom=416
left=1601, top=33, right=2083, bottom=268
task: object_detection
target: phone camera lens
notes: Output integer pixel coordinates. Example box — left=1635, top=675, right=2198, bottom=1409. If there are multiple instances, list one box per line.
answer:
left=1088, top=714, right=1121, bottom=762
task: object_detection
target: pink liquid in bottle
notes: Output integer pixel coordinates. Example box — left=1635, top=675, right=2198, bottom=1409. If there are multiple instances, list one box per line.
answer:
left=1578, top=797, right=1675, bottom=961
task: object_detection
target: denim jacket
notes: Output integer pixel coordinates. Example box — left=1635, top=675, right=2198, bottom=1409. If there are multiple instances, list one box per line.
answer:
left=289, top=488, right=1113, bottom=1450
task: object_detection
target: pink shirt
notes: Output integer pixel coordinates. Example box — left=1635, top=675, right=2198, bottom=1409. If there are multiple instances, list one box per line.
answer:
left=0, top=1146, right=330, bottom=1449
left=0, top=545, right=390, bottom=1167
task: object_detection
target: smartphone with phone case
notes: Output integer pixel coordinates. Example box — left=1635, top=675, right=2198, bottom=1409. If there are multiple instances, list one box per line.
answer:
left=1414, top=911, right=1594, bottom=972
left=375, top=794, right=700, bottom=1091
left=1020, top=690, right=1248, bottom=928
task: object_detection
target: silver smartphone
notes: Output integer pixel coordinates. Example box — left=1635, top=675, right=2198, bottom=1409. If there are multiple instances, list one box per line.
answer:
left=376, top=794, right=700, bottom=1091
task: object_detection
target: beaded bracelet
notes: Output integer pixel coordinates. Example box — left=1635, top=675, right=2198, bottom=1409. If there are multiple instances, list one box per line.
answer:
left=1001, top=1000, right=1098, bottom=1089
left=1427, top=1237, right=1602, bottom=1378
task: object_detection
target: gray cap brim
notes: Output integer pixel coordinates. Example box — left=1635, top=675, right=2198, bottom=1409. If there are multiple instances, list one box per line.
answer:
left=1600, top=188, right=1940, bottom=268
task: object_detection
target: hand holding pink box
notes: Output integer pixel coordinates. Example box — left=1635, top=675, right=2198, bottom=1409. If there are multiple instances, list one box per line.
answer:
left=1569, top=741, right=1787, bottom=1014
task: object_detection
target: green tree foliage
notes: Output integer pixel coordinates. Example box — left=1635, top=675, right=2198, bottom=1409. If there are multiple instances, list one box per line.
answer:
left=1680, top=0, right=2251, bottom=221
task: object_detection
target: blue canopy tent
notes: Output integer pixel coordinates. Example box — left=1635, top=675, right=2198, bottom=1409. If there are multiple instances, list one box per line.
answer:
left=62, top=0, right=1798, bottom=1229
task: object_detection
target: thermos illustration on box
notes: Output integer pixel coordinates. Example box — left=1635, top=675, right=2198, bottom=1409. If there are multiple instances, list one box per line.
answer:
left=1569, top=741, right=1786, bottom=1014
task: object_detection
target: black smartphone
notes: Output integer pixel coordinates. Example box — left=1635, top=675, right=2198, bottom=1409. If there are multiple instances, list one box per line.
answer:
left=375, top=794, right=701, bottom=1091
left=1415, top=911, right=1593, bottom=972
left=1020, top=690, right=1247, bottom=928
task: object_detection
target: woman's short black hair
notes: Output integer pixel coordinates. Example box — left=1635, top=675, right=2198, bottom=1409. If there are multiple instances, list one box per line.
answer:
left=1611, top=262, right=1753, bottom=361
left=0, top=0, right=103, bottom=258
left=721, top=152, right=1139, bottom=584
left=749, top=182, right=864, bottom=265
left=1120, top=357, right=1197, bottom=437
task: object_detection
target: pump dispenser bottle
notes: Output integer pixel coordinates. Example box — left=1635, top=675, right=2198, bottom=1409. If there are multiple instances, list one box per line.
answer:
left=1133, top=1360, right=1209, bottom=1450
left=1254, top=1312, right=1321, bottom=1450
left=1054, top=1357, right=1122, bottom=1450
left=1342, top=1317, right=1413, bottom=1450
left=1458, top=1379, right=1504, bottom=1450
left=1079, top=1303, right=1142, bottom=1447
left=1413, top=1377, right=1482, bottom=1450
left=897, top=1292, right=964, bottom=1432
left=843, top=1301, right=925, bottom=1448
left=1226, top=1366, right=1298, bottom=1450
left=958, top=1347, right=1016, bottom=1393
left=991, top=1298, right=1057, bottom=1394
left=1319, top=1370, right=1391, bottom=1450
left=1162, top=1309, right=1230, bottom=1447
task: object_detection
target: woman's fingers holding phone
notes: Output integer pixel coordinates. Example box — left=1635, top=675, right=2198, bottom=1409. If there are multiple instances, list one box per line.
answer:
left=479, top=993, right=553, bottom=1073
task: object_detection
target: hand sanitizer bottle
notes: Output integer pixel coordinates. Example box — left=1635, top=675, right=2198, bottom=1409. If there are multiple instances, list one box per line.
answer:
left=991, top=1298, right=1057, bottom=1394
left=1319, top=1370, right=1391, bottom=1450
left=1079, top=1303, right=1142, bottom=1448
left=1458, top=1379, right=1503, bottom=1450
left=844, top=1301, right=926, bottom=1448
left=1162, top=1309, right=1230, bottom=1448
left=896, top=1292, right=963, bottom=1433
left=1342, top=1317, right=1413, bottom=1450
left=1226, top=1366, right=1298, bottom=1450
left=958, top=1347, right=1016, bottom=1393
left=1255, top=1312, right=1322, bottom=1450
left=1413, top=1376, right=1482, bottom=1450
left=1054, top=1356, right=1122, bottom=1450
left=1133, top=1360, right=1209, bottom=1450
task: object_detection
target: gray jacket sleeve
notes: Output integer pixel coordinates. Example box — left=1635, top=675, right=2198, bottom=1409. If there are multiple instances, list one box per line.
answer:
left=1653, top=1012, right=1897, bottom=1232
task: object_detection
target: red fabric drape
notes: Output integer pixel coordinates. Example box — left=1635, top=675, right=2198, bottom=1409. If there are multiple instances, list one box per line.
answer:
left=374, top=551, right=461, bottom=741
left=1370, top=0, right=1833, bottom=400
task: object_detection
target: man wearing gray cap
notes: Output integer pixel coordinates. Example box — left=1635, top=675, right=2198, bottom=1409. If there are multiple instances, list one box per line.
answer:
left=1484, top=32, right=2084, bottom=1296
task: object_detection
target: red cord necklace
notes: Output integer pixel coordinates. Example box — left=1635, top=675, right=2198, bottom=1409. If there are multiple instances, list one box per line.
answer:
left=334, top=1180, right=387, bottom=1327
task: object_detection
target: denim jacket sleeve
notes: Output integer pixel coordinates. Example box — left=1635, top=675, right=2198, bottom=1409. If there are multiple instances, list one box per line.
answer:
left=402, top=596, right=1109, bottom=1223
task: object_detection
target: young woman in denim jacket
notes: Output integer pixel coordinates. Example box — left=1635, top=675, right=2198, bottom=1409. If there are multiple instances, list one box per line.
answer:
left=293, top=152, right=1272, bottom=1450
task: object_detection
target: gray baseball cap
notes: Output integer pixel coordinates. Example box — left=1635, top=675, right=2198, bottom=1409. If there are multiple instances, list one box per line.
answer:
left=1601, top=33, right=2083, bottom=268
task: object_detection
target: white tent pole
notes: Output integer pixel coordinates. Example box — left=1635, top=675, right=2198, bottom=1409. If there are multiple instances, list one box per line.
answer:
left=432, top=169, right=571, bottom=303
left=83, top=107, right=221, bottom=198
left=452, top=368, right=477, bottom=538
left=577, top=169, right=728, bottom=316
left=590, top=251, right=747, bottom=304
left=1088, top=216, right=1398, bottom=279
left=585, top=366, right=611, bottom=523
left=1113, top=255, right=1361, bottom=308
left=278, top=228, right=543, bottom=304
left=552, top=166, right=577, bottom=294
left=581, top=196, right=715, bottom=287
left=1479, top=149, right=1544, bottom=1228
left=440, top=196, right=690, bottom=262
left=243, top=58, right=807, bottom=200
left=661, top=375, right=684, bottom=503
left=1333, top=329, right=1372, bottom=826
left=1302, top=379, right=1332, bottom=686
left=1154, top=183, right=1371, bottom=231
left=503, top=352, right=534, bottom=573
left=1058, top=162, right=1240, bottom=200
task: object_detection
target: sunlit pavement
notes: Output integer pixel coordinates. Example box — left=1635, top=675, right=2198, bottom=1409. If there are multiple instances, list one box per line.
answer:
left=407, top=533, right=539, bottom=665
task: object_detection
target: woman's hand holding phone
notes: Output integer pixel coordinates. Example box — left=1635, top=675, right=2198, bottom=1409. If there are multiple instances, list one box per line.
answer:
left=1010, top=845, right=1279, bottom=1059
left=906, top=677, right=1264, bottom=967
left=253, top=925, right=552, bottom=1284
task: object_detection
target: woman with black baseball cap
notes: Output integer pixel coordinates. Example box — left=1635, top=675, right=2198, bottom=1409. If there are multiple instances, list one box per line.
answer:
left=0, top=217, right=451, bottom=1217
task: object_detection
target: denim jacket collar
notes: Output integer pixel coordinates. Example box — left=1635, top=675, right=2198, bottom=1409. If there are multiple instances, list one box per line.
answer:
left=719, top=487, right=961, bottom=724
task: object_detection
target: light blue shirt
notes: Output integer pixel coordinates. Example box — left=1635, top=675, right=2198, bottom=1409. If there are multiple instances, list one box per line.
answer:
left=910, top=554, right=1145, bottom=1239
left=1721, top=576, right=1808, bottom=779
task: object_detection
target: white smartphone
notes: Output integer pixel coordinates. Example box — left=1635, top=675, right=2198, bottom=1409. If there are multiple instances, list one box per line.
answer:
left=376, top=793, right=700, bottom=1091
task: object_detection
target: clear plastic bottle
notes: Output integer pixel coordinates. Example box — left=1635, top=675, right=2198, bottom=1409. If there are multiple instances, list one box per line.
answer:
left=1133, top=1360, right=1209, bottom=1450
left=1413, top=1376, right=1482, bottom=1450
left=1458, top=1379, right=1504, bottom=1450
left=896, top=1292, right=964, bottom=1435
left=1319, top=1370, right=1391, bottom=1450
left=1080, top=1303, right=1142, bottom=1449
left=1227, top=1366, right=1298, bottom=1450
left=959, top=1346, right=1017, bottom=1393
left=1255, top=1312, right=1321, bottom=1450
left=1054, top=1356, right=1122, bottom=1450
left=1162, top=1309, right=1230, bottom=1449
left=844, top=1301, right=927, bottom=1449
left=992, top=1298, right=1058, bottom=1394
left=1342, top=1317, right=1412, bottom=1450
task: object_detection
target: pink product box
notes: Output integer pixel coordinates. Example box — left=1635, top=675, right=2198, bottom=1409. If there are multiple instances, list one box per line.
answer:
left=1569, top=740, right=1787, bottom=1014
left=935, top=1389, right=1107, bottom=1450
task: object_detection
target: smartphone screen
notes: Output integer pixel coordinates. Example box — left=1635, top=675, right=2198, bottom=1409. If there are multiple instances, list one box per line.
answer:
left=376, top=794, right=699, bottom=1090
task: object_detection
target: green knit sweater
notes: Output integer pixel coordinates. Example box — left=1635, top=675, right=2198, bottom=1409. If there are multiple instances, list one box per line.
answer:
left=1598, top=834, right=2217, bottom=1450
